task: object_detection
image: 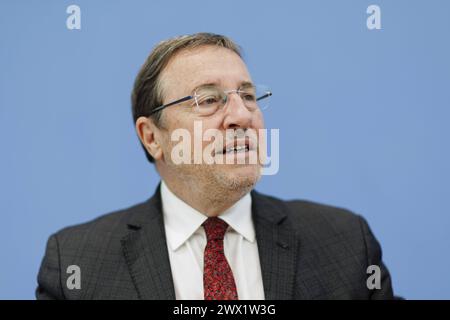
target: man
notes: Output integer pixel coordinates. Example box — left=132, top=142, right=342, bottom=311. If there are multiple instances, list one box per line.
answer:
left=36, top=33, right=394, bottom=300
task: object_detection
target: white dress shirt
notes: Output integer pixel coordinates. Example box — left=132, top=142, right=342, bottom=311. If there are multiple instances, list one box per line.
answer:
left=160, top=181, right=265, bottom=300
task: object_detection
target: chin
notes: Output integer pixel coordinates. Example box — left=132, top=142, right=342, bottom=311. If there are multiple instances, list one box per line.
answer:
left=213, top=164, right=261, bottom=191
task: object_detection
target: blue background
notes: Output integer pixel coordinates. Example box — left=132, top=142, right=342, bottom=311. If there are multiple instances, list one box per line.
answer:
left=1, top=0, right=449, bottom=299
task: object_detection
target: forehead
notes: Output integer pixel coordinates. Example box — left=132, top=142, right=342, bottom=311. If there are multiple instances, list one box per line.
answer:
left=160, top=46, right=252, bottom=97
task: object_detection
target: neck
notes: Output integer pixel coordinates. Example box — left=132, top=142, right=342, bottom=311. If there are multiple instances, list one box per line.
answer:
left=161, top=177, right=250, bottom=217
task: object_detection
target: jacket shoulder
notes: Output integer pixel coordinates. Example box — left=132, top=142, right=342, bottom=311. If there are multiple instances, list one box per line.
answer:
left=53, top=199, right=150, bottom=244
left=286, top=198, right=362, bottom=226
left=255, top=192, right=364, bottom=235
left=37, top=200, right=150, bottom=300
left=254, top=192, right=393, bottom=299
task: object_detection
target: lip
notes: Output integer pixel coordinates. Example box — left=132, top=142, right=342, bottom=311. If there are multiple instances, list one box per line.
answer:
left=213, top=138, right=256, bottom=156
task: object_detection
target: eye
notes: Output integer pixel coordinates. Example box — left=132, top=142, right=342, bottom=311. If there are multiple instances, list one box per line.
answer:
left=197, top=95, right=220, bottom=106
left=241, top=92, right=256, bottom=102
left=205, top=97, right=218, bottom=105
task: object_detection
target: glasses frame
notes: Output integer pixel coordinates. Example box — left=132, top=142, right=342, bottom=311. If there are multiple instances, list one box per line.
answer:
left=148, top=85, right=272, bottom=116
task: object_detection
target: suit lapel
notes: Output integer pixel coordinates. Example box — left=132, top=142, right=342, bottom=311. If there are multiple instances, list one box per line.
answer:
left=121, top=186, right=176, bottom=300
left=252, top=191, right=299, bottom=300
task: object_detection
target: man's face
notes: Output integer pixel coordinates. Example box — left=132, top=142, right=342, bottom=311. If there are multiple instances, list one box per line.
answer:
left=155, top=45, right=265, bottom=193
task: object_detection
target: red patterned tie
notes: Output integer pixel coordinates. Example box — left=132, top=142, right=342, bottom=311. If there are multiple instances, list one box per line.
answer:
left=202, top=217, right=239, bottom=300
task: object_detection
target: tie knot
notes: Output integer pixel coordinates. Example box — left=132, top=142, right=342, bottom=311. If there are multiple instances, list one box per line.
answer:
left=202, top=217, right=229, bottom=241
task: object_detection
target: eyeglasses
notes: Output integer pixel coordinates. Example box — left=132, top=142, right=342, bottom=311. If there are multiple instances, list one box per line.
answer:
left=148, top=84, right=272, bottom=116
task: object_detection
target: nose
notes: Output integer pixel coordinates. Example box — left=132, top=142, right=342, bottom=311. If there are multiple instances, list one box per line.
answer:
left=222, top=92, right=253, bottom=129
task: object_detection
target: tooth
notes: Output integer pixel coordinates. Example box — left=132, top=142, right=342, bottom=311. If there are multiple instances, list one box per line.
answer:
left=223, top=145, right=248, bottom=154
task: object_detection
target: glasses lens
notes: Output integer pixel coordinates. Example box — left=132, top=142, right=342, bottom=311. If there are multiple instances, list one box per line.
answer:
left=194, top=86, right=225, bottom=115
left=239, top=85, right=272, bottom=111
left=194, top=84, right=272, bottom=115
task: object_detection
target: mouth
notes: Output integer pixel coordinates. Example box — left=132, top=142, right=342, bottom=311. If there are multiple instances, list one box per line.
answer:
left=214, top=138, right=255, bottom=156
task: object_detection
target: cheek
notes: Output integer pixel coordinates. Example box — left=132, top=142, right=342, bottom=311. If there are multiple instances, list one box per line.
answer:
left=252, top=111, right=265, bottom=129
left=198, top=121, right=221, bottom=152
left=165, top=115, right=204, bottom=156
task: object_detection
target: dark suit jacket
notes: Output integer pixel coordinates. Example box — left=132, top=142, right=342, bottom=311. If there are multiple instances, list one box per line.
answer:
left=36, top=186, right=394, bottom=299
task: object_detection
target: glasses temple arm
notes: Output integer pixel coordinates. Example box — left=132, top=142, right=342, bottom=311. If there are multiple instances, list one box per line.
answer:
left=148, top=95, right=193, bottom=115
left=256, top=91, right=272, bottom=101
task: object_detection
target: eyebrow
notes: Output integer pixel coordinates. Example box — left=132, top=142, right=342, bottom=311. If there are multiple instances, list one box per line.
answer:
left=190, top=80, right=255, bottom=94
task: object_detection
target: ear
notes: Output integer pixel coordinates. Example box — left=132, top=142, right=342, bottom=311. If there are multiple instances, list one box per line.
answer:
left=135, top=116, right=164, bottom=161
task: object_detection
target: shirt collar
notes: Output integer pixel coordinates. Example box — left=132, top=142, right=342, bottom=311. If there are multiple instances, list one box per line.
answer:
left=219, top=191, right=255, bottom=244
left=160, top=181, right=255, bottom=251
